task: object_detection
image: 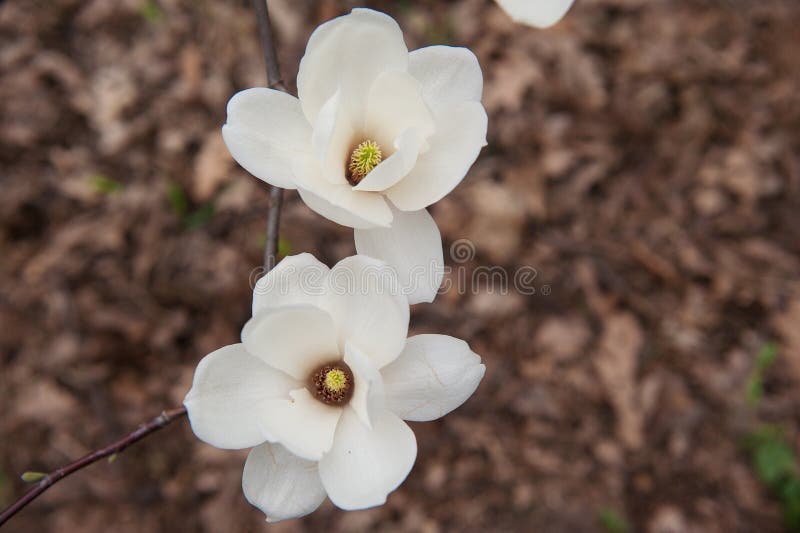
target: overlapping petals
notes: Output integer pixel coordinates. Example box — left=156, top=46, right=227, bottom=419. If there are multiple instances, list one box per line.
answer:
left=222, top=8, right=488, bottom=304
left=252, top=254, right=409, bottom=368
left=354, top=206, right=443, bottom=305
left=184, top=344, right=298, bottom=450
left=184, top=254, right=485, bottom=521
left=199, top=5, right=491, bottom=524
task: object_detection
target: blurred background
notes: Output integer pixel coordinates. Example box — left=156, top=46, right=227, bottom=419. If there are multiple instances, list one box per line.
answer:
left=2, top=0, right=800, bottom=531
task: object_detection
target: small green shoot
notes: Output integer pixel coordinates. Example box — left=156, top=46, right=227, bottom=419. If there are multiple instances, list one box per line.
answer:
left=747, top=342, right=778, bottom=407
left=166, top=181, right=215, bottom=229
left=255, top=236, right=292, bottom=259
left=747, top=425, right=800, bottom=530
left=20, top=471, right=46, bottom=483
left=598, top=507, right=629, bottom=533
left=90, top=174, right=122, bottom=194
left=167, top=181, right=188, bottom=218
left=277, top=237, right=292, bottom=258
left=184, top=203, right=215, bottom=229
left=140, top=0, right=162, bottom=23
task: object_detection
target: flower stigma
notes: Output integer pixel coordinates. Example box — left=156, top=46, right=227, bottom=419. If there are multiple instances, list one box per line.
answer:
left=347, top=139, right=382, bottom=185
left=324, top=368, right=347, bottom=392
left=310, top=362, right=354, bottom=405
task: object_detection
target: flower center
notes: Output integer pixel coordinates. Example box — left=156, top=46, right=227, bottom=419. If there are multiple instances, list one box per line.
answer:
left=347, top=139, right=382, bottom=185
left=324, top=369, right=347, bottom=392
left=310, top=361, right=354, bottom=405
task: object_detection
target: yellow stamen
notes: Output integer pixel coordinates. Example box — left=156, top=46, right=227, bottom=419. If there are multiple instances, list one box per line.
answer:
left=348, top=139, right=382, bottom=185
left=324, top=369, right=347, bottom=393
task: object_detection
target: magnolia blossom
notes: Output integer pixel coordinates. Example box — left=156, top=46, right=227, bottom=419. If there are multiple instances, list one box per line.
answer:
left=495, top=0, right=575, bottom=28
left=184, top=254, right=485, bottom=521
left=222, top=8, right=488, bottom=304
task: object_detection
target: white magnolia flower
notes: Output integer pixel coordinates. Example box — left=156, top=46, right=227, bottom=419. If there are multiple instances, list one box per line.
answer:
left=184, top=254, right=485, bottom=521
left=222, top=8, right=488, bottom=304
left=495, top=0, right=575, bottom=28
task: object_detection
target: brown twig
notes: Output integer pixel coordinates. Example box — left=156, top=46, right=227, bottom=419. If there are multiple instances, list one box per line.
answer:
left=253, top=0, right=285, bottom=269
left=0, top=407, right=187, bottom=527
left=0, top=1, right=288, bottom=527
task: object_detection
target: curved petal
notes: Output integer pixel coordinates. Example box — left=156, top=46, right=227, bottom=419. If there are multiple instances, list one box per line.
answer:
left=258, top=388, right=343, bottom=461
left=183, top=344, right=299, bottom=449
left=242, top=305, right=340, bottom=380
left=344, top=342, right=385, bottom=429
left=381, top=334, right=485, bottom=422
left=318, top=407, right=417, bottom=510
left=364, top=70, right=435, bottom=151
left=312, top=89, right=356, bottom=185
left=293, top=157, right=393, bottom=228
left=354, top=207, right=443, bottom=305
left=243, top=442, right=327, bottom=522
left=327, top=255, right=410, bottom=368
left=252, top=253, right=332, bottom=317
left=386, top=101, right=488, bottom=211
left=297, top=8, right=408, bottom=124
left=408, top=46, right=483, bottom=107
left=495, top=0, right=575, bottom=28
left=221, top=88, right=311, bottom=189
left=353, top=128, right=423, bottom=192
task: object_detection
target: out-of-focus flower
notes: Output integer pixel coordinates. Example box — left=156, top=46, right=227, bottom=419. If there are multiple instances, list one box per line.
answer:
left=222, top=8, right=488, bottom=304
left=495, top=0, right=575, bottom=28
left=184, top=254, right=485, bottom=521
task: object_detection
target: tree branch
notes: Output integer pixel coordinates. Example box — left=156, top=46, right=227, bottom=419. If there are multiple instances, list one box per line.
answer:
left=0, top=1, right=287, bottom=526
left=253, top=0, right=286, bottom=269
left=0, top=407, right=187, bottom=527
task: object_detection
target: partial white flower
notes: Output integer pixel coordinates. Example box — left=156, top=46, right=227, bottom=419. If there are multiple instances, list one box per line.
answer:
left=222, top=8, right=488, bottom=304
left=184, top=254, right=485, bottom=521
left=495, top=0, right=575, bottom=28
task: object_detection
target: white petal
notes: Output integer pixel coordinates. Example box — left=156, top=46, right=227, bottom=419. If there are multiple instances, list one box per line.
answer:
left=353, top=128, right=423, bottom=192
left=222, top=88, right=311, bottom=189
left=386, top=102, right=487, bottom=211
left=292, top=154, right=393, bottom=228
left=297, top=8, right=408, bottom=124
left=318, top=407, right=416, bottom=510
left=363, top=70, right=435, bottom=151
left=327, top=255, right=410, bottom=368
left=252, top=253, right=332, bottom=317
left=408, top=46, right=483, bottom=108
left=258, top=388, right=343, bottom=461
left=381, top=334, right=485, bottom=422
left=242, top=305, right=340, bottom=380
left=311, top=89, right=356, bottom=185
left=242, top=442, right=327, bottom=522
left=344, top=342, right=385, bottom=429
left=495, top=0, right=575, bottom=28
left=183, top=344, right=298, bottom=449
left=354, top=207, right=443, bottom=305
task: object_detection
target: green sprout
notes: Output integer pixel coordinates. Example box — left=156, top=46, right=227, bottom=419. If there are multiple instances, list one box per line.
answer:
left=139, top=0, right=162, bottom=23
left=747, top=342, right=778, bottom=407
left=90, top=173, right=122, bottom=194
left=747, top=425, right=800, bottom=530
left=598, top=507, right=629, bottom=533
left=166, top=181, right=215, bottom=229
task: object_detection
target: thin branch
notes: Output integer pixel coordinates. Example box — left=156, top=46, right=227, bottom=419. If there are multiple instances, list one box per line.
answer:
left=0, top=407, right=187, bottom=527
left=0, top=2, right=289, bottom=527
left=252, top=0, right=286, bottom=269
left=264, top=184, right=283, bottom=270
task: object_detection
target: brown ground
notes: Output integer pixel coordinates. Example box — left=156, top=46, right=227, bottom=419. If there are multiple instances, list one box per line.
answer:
left=2, top=0, right=800, bottom=531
